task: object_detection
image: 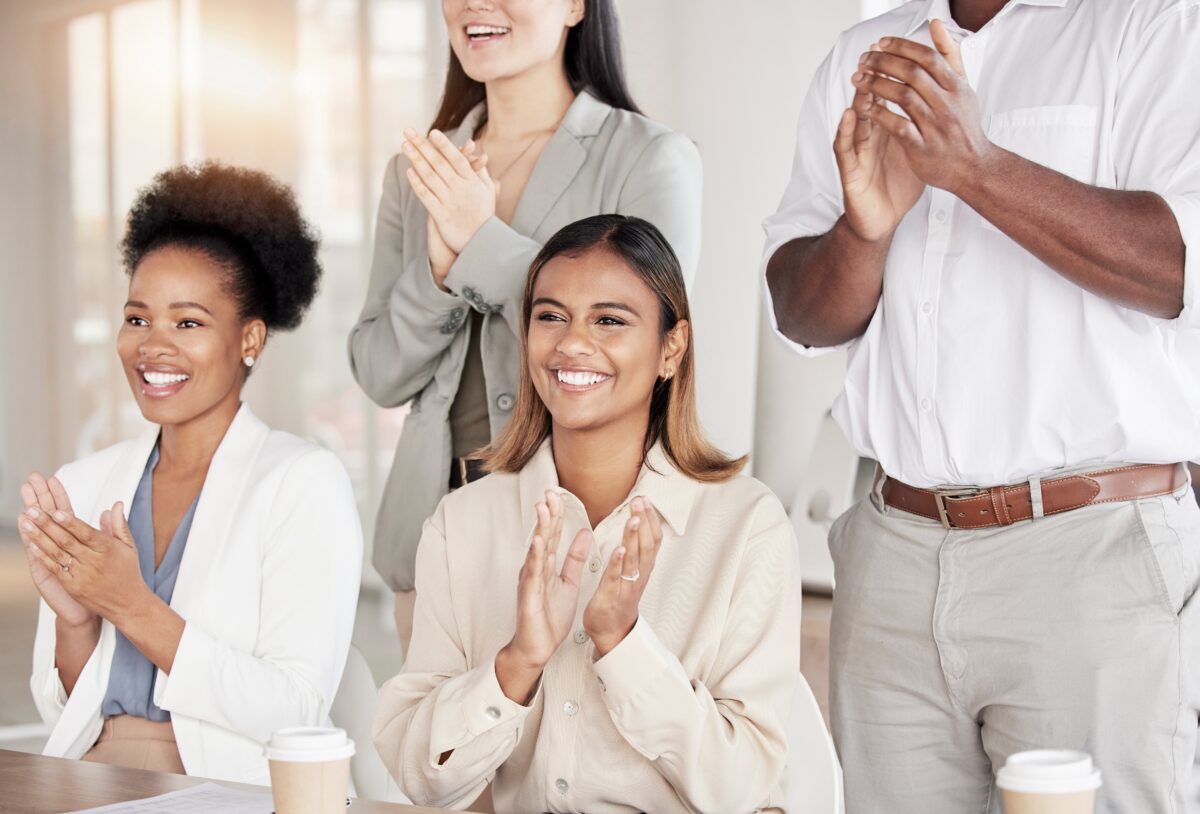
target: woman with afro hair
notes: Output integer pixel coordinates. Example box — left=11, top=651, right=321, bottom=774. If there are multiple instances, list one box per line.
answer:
left=19, top=162, right=363, bottom=786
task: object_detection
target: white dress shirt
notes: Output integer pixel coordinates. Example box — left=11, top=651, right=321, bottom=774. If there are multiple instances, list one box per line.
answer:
left=372, top=441, right=801, bottom=813
left=763, top=0, right=1200, bottom=488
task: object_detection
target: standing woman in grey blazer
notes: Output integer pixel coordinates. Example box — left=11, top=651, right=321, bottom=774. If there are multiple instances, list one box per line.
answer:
left=348, top=0, right=702, bottom=649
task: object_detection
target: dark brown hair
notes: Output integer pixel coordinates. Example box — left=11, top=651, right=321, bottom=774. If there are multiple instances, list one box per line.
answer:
left=483, top=215, right=746, bottom=482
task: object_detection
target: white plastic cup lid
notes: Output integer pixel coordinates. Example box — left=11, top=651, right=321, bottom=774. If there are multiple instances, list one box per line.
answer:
left=996, top=750, right=1102, bottom=795
left=264, top=727, right=355, bottom=762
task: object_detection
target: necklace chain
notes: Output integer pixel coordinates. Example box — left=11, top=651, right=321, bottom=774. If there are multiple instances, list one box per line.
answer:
left=482, top=129, right=553, bottom=182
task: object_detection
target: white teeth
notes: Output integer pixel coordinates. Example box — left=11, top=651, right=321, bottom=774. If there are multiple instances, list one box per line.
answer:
left=557, top=370, right=608, bottom=387
left=466, top=25, right=510, bottom=36
left=143, top=371, right=189, bottom=385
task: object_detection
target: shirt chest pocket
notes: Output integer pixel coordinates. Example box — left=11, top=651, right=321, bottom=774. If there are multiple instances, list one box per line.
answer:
left=979, top=104, right=1100, bottom=235
left=985, top=104, right=1100, bottom=184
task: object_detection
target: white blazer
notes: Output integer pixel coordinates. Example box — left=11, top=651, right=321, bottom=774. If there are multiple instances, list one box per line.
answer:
left=30, top=404, right=363, bottom=785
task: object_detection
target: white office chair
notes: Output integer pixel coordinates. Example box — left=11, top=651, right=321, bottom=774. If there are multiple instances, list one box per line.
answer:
left=785, top=676, right=845, bottom=814
left=330, top=643, right=410, bottom=804
left=788, top=411, right=868, bottom=593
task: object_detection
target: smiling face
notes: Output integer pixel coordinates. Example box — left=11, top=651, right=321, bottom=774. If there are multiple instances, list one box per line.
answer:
left=443, top=0, right=583, bottom=84
left=117, top=245, right=264, bottom=429
left=527, top=246, right=687, bottom=438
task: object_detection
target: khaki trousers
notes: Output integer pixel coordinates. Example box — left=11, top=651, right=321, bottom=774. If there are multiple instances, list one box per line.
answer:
left=82, top=715, right=185, bottom=774
left=829, top=476, right=1200, bottom=813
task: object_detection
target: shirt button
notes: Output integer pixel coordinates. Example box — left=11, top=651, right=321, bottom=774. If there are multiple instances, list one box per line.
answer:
left=588, top=557, right=602, bottom=573
left=934, top=209, right=948, bottom=223
left=555, top=778, right=569, bottom=795
left=484, top=706, right=500, bottom=721
left=921, top=301, right=933, bottom=314
left=920, top=398, right=932, bottom=412
left=573, top=629, right=588, bottom=644
left=496, top=393, right=514, bottom=411
left=563, top=700, right=580, bottom=717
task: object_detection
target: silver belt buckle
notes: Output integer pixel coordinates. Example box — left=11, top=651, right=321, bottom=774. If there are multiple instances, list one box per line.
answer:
left=933, top=487, right=986, bottom=529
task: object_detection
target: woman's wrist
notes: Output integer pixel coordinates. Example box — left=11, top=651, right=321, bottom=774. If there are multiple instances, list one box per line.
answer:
left=56, top=613, right=100, bottom=640
left=495, top=641, right=544, bottom=705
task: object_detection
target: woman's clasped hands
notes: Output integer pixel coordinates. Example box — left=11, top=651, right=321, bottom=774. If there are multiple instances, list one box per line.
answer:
left=18, top=473, right=148, bottom=627
left=496, top=490, right=664, bottom=704
left=402, top=128, right=497, bottom=291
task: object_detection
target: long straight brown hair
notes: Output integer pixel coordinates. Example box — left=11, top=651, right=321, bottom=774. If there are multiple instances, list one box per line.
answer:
left=430, top=0, right=641, bottom=132
left=483, top=215, right=746, bottom=482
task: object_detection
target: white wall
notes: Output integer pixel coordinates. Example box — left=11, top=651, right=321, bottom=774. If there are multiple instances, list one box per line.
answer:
left=0, top=1, right=56, bottom=525
left=617, top=0, right=860, bottom=502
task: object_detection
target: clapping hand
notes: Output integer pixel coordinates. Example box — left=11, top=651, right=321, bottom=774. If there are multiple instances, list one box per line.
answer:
left=835, top=41, right=927, bottom=243
left=404, top=128, right=497, bottom=290
left=20, top=488, right=147, bottom=626
left=18, top=474, right=95, bottom=627
left=851, top=20, right=988, bottom=196
left=583, top=497, right=663, bottom=657
left=498, top=491, right=592, bottom=702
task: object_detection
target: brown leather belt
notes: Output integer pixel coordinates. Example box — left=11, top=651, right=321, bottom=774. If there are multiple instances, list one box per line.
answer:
left=882, top=463, right=1187, bottom=529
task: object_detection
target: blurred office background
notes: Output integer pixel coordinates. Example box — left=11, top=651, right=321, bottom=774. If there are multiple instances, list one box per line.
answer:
left=0, top=0, right=892, bottom=747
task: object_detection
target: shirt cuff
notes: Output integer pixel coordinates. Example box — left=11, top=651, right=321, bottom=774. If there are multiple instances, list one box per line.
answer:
left=444, top=217, right=533, bottom=309
left=153, top=620, right=208, bottom=712
left=436, top=656, right=539, bottom=742
left=1162, top=193, right=1200, bottom=328
left=41, top=667, right=68, bottom=712
left=592, top=617, right=689, bottom=710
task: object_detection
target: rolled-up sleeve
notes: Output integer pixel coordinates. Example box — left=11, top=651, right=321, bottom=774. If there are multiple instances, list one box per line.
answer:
left=372, top=500, right=534, bottom=809
left=761, top=45, right=856, bottom=356
left=592, top=506, right=801, bottom=813
left=1112, top=2, right=1200, bottom=328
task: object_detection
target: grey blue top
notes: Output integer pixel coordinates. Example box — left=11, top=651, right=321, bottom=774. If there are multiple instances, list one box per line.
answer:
left=101, top=445, right=199, bottom=720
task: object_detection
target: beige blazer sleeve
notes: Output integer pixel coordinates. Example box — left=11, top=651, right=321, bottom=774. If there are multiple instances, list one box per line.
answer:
left=590, top=505, right=799, bottom=812
left=372, top=501, right=536, bottom=809
left=447, top=130, right=703, bottom=338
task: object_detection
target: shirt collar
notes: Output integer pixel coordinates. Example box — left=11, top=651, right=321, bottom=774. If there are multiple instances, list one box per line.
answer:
left=904, top=0, right=1067, bottom=36
left=518, top=438, right=699, bottom=537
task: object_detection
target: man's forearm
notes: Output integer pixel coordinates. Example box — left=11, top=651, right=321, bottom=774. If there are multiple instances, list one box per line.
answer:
left=959, top=147, right=1185, bottom=319
left=766, top=216, right=890, bottom=348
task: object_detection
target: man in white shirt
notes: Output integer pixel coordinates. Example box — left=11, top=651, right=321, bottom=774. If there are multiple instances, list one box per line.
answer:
left=763, top=0, right=1200, bottom=811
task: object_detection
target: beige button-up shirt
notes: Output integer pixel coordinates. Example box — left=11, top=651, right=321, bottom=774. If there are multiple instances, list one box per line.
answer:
left=373, top=441, right=800, bottom=813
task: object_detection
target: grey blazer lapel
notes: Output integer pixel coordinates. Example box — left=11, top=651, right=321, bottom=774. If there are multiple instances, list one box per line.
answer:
left=510, top=91, right=612, bottom=237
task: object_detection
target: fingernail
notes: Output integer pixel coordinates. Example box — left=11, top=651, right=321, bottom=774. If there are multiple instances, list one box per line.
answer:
left=880, top=37, right=892, bottom=47
left=54, top=511, right=67, bottom=522
left=26, top=507, right=40, bottom=519
left=631, top=497, right=642, bottom=511
left=403, top=127, right=416, bottom=138
left=852, top=71, right=864, bottom=82
left=630, top=517, right=641, bottom=529
left=20, top=519, right=34, bottom=532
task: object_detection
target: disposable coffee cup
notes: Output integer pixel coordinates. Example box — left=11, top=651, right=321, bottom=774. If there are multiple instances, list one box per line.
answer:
left=264, top=727, right=355, bottom=814
left=997, top=750, right=1102, bottom=814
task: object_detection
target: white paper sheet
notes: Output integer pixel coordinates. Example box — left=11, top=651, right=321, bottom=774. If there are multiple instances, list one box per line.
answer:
left=66, top=782, right=275, bottom=813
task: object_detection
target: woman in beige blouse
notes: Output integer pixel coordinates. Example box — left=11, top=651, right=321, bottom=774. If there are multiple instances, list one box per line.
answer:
left=347, top=0, right=702, bottom=651
left=373, top=215, right=800, bottom=813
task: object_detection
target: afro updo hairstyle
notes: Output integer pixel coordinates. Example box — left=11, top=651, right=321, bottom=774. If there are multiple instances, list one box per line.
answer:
left=120, top=162, right=321, bottom=333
